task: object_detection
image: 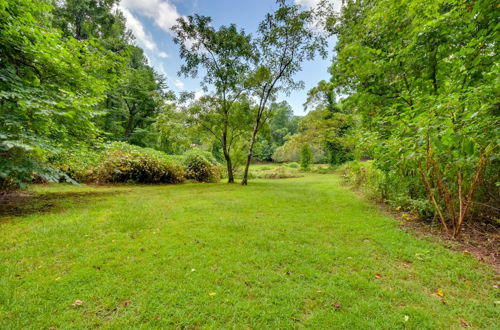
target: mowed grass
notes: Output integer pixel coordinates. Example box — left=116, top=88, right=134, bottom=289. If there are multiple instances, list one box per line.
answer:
left=0, top=174, right=497, bottom=329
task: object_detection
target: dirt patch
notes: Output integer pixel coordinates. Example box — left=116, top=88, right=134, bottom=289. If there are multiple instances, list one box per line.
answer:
left=0, top=190, right=128, bottom=219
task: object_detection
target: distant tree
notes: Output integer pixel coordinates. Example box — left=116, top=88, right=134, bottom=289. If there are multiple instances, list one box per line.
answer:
left=241, top=0, right=327, bottom=185
left=253, top=101, right=298, bottom=161
left=182, top=95, right=254, bottom=175
left=300, top=145, right=313, bottom=170
left=304, top=80, right=352, bottom=166
left=109, top=46, right=168, bottom=141
left=172, top=15, right=255, bottom=183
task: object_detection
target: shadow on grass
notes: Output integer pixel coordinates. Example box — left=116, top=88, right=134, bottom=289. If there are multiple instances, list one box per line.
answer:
left=0, top=190, right=128, bottom=219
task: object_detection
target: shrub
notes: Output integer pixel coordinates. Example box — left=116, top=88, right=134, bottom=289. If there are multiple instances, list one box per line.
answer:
left=300, top=145, right=313, bottom=170
left=263, top=167, right=302, bottom=179
left=94, top=143, right=184, bottom=184
left=49, top=144, right=103, bottom=183
left=337, top=160, right=433, bottom=216
left=182, top=149, right=221, bottom=183
left=287, top=162, right=299, bottom=169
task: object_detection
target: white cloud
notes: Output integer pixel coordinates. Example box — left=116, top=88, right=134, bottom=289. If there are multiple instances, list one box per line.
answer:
left=118, top=4, right=170, bottom=58
left=194, top=90, right=204, bottom=100
left=174, top=79, right=185, bottom=89
left=295, top=0, right=342, bottom=11
left=120, top=0, right=182, bottom=35
left=158, top=51, right=169, bottom=58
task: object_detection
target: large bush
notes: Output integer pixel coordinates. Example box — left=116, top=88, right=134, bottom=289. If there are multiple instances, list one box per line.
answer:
left=93, top=143, right=184, bottom=184
left=67, top=142, right=184, bottom=183
left=182, top=149, right=221, bottom=183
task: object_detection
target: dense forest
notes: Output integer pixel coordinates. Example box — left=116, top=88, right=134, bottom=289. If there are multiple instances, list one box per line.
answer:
left=1, top=0, right=498, bottom=237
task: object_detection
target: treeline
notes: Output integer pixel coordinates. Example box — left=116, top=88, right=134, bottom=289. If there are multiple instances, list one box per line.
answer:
left=327, top=0, right=499, bottom=236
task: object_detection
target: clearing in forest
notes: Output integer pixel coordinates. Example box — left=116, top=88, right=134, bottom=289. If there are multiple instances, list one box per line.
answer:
left=0, top=173, right=497, bottom=328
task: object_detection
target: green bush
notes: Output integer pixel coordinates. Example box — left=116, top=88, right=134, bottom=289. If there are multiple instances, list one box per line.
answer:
left=300, top=145, right=313, bottom=170
left=182, top=149, right=221, bottom=183
left=93, top=143, right=184, bottom=184
left=287, top=162, right=299, bottom=169
left=263, top=167, right=302, bottom=179
left=338, top=160, right=433, bottom=216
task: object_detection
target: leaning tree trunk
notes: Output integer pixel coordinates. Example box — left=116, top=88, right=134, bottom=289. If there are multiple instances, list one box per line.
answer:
left=241, top=116, right=261, bottom=186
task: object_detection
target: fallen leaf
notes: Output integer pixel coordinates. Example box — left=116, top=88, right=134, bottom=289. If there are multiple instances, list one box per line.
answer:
left=122, top=300, right=131, bottom=307
left=211, top=266, right=217, bottom=271
left=331, top=302, right=341, bottom=309
left=71, top=299, right=83, bottom=307
left=375, top=273, right=382, bottom=279
left=154, top=315, right=161, bottom=320
left=209, top=292, right=216, bottom=296
left=460, top=320, right=470, bottom=327
left=436, top=288, right=445, bottom=297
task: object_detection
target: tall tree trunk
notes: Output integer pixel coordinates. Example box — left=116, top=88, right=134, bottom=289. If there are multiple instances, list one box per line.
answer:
left=241, top=117, right=261, bottom=185
left=222, top=117, right=234, bottom=183
left=224, top=148, right=234, bottom=183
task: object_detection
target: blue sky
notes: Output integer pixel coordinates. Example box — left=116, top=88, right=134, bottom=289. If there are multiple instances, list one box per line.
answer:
left=118, top=0, right=339, bottom=115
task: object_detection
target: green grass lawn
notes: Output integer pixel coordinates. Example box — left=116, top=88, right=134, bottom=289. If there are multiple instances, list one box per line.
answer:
left=0, top=173, right=497, bottom=329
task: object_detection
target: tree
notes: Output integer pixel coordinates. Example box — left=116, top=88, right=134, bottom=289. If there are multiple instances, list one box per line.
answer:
left=0, top=0, right=108, bottom=188
left=241, top=0, right=327, bottom=185
left=253, top=101, right=298, bottom=161
left=304, top=80, right=352, bottom=166
left=53, top=0, right=122, bottom=41
left=328, top=0, right=499, bottom=236
left=105, top=46, right=168, bottom=142
left=172, top=15, right=255, bottom=183
left=54, top=0, right=168, bottom=149
left=181, top=95, right=254, bottom=175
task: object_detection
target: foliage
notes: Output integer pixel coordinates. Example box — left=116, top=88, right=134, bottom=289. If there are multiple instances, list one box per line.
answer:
left=94, top=142, right=184, bottom=184
left=272, top=105, right=351, bottom=165
left=241, top=0, right=327, bottom=184
left=300, top=145, right=314, bottom=170
left=48, top=143, right=105, bottom=183
left=328, top=0, right=499, bottom=236
left=182, top=148, right=221, bottom=183
left=102, top=46, right=169, bottom=143
left=253, top=101, right=298, bottom=161
left=173, top=15, right=256, bottom=183
left=0, top=0, right=109, bottom=188
left=0, top=0, right=170, bottom=189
